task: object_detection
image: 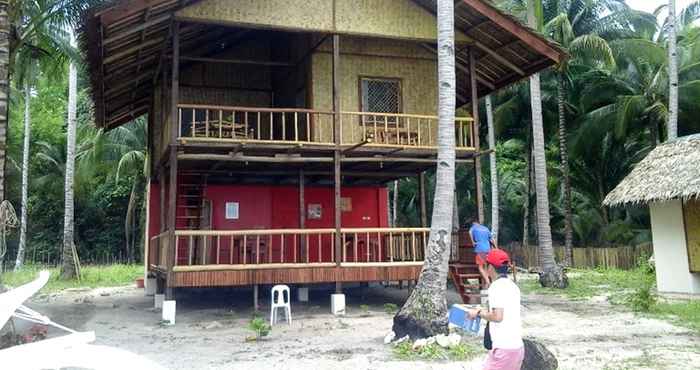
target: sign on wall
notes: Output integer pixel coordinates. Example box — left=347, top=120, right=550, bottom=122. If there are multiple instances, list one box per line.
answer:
left=307, top=204, right=322, bottom=219
left=341, top=197, right=352, bottom=212
left=225, top=202, right=239, bottom=220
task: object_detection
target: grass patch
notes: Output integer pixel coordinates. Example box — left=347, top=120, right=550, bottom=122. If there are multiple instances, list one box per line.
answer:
left=521, top=266, right=700, bottom=334
left=0, top=264, right=142, bottom=293
left=392, top=341, right=479, bottom=361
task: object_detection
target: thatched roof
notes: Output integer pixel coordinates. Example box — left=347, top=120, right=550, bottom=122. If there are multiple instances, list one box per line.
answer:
left=78, top=0, right=566, bottom=130
left=604, top=134, right=700, bottom=206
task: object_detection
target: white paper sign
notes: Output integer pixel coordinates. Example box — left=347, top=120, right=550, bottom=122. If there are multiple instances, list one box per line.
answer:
left=225, top=202, right=239, bottom=219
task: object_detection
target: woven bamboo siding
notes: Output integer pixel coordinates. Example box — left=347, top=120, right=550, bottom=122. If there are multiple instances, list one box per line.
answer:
left=176, top=0, right=334, bottom=31
left=684, top=199, right=700, bottom=272
left=334, top=0, right=469, bottom=41
left=170, top=265, right=421, bottom=287
left=175, top=0, right=469, bottom=42
left=311, top=40, right=438, bottom=143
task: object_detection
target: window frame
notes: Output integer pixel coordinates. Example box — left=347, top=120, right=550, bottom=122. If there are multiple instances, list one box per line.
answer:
left=358, top=76, right=404, bottom=115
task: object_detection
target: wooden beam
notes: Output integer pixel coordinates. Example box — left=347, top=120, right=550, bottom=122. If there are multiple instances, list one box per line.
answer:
left=469, top=48, right=484, bottom=224
left=332, top=34, right=342, bottom=276
left=176, top=56, right=293, bottom=67
left=165, top=21, right=180, bottom=300
left=103, top=13, right=171, bottom=45
left=299, top=169, right=305, bottom=263
left=104, top=36, right=167, bottom=64
left=459, top=0, right=564, bottom=64
left=421, top=43, right=495, bottom=90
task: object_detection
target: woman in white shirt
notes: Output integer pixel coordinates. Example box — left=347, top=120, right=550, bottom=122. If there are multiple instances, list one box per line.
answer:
left=468, top=249, right=524, bottom=370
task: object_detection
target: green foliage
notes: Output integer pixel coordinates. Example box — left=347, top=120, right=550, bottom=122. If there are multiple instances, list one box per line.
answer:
left=359, top=304, right=370, bottom=316
left=247, top=317, right=271, bottom=340
left=392, top=341, right=479, bottom=362
left=383, top=303, right=399, bottom=314
left=0, top=264, right=142, bottom=292
left=625, top=275, right=656, bottom=312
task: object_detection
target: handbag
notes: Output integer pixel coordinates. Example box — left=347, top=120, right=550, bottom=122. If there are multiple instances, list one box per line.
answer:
left=483, top=321, right=493, bottom=350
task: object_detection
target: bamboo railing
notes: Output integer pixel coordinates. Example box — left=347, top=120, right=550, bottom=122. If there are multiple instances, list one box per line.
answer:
left=176, top=104, right=475, bottom=149
left=148, top=230, right=172, bottom=270
left=169, top=227, right=429, bottom=268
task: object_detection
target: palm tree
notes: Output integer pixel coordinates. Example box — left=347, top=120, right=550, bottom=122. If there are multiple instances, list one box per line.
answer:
left=668, top=0, right=679, bottom=140
left=108, top=118, right=148, bottom=262
left=485, top=95, right=499, bottom=242
left=14, top=78, right=31, bottom=271
left=0, top=1, right=9, bottom=203
left=393, top=0, right=456, bottom=339
left=60, top=30, right=77, bottom=279
left=527, top=0, right=567, bottom=287
left=545, top=8, right=616, bottom=267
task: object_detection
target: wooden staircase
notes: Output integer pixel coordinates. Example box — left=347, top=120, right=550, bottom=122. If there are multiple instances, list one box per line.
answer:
left=448, top=231, right=485, bottom=304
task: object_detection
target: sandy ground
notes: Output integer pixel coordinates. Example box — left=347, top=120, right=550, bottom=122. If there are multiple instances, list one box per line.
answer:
left=16, top=277, right=700, bottom=370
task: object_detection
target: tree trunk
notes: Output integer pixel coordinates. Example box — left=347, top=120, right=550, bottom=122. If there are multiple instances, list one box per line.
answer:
left=668, top=0, right=678, bottom=141
left=125, top=178, right=139, bottom=263
left=528, top=0, right=567, bottom=288
left=557, top=75, right=573, bottom=267
left=393, top=0, right=456, bottom=339
left=15, top=83, right=31, bottom=271
left=61, top=36, right=79, bottom=280
left=0, top=1, right=9, bottom=202
left=485, top=95, right=498, bottom=243
left=523, top=125, right=532, bottom=255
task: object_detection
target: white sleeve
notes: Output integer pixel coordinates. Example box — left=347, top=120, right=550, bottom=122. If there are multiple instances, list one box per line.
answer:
left=488, top=284, right=505, bottom=309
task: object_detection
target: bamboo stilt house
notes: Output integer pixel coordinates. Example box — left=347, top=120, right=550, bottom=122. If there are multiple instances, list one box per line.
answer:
left=78, top=0, right=565, bottom=302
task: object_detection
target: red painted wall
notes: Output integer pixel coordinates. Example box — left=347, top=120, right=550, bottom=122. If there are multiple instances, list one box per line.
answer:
left=148, top=180, right=389, bottom=265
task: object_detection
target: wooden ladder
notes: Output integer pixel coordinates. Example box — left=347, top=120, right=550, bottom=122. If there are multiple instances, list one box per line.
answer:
left=176, top=173, right=206, bottom=230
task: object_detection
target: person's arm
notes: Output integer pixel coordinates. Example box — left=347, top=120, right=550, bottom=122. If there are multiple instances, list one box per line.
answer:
left=469, top=307, right=503, bottom=322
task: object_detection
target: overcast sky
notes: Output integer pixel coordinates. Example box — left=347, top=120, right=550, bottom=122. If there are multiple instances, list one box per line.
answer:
left=626, top=0, right=695, bottom=15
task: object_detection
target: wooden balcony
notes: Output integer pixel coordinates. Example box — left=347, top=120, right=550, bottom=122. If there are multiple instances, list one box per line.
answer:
left=148, top=228, right=429, bottom=287
left=176, top=104, right=475, bottom=150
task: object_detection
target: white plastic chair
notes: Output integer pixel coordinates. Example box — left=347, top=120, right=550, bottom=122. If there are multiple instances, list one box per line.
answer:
left=270, top=285, right=292, bottom=325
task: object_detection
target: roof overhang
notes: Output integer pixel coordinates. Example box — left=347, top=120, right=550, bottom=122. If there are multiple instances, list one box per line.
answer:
left=79, top=0, right=566, bottom=130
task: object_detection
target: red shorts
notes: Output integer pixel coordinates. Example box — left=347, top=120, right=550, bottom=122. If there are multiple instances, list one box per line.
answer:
left=475, top=252, right=488, bottom=266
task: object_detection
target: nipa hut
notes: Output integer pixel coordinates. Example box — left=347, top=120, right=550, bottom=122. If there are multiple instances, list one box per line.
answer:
left=604, top=134, right=700, bottom=295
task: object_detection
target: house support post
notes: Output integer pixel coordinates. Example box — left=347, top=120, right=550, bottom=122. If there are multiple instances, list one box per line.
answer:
left=332, top=34, right=343, bottom=294
left=254, top=284, right=259, bottom=311
left=299, top=169, right=305, bottom=263
left=469, top=47, right=484, bottom=223
left=418, top=172, right=428, bottom=227
left=165, top=21, right=180, bottom=300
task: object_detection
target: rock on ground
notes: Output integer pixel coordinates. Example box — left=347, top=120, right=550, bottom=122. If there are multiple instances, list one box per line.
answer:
left=522, top=339, right=557, bottom=370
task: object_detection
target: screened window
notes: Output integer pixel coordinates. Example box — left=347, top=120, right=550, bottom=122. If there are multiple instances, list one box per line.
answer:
left=360, top=78, right=401, bottom=114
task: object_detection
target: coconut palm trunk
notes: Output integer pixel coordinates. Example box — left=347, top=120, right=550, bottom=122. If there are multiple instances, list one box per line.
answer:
left=14, top=83, right=31, bottom=271
left=0, top=1, right=9, bottom=203
left=668, top=0, right=678, bottom=141
left=61, top=35, right=78, bottom=279
left=485, top=95, right=498, bottom=242
left=392, top=0, right=456, bottom=339
left=557, top=75, right=573, bottom=267
left=528, top=0, right=567, bottom=288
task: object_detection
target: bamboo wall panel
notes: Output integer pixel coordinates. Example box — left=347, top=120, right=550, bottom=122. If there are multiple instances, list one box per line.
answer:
left=335, top=0, right=469, bottom=42
left=170, top=265, right=421, bottom=287
left=176, top=0, right=334, bottom=32
left=311, top=46, right=438, bottom=142
left=175, top=0, right=469, bottom=42
left=683, top=199, right=700, bottom=272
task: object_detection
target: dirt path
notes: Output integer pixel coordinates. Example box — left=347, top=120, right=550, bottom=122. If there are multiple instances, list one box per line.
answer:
left=22, top=280, right=700, bottom=370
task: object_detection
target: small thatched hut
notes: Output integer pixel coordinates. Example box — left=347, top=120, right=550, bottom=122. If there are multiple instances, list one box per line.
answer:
left=605, top=134, right=700, bottom=295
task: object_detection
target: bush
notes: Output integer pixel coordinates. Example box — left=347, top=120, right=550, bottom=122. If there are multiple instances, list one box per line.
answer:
left=359, top=304, right=370, bottom=316
left=384, top=303, right=399, bottom=314
left=626, top=275, right=657, bottom=312
left=247, top=317, right=271, bottom=341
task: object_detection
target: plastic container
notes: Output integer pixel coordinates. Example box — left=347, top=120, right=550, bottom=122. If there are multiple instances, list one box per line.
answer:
left=448, top=304, right=481, bottom=334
